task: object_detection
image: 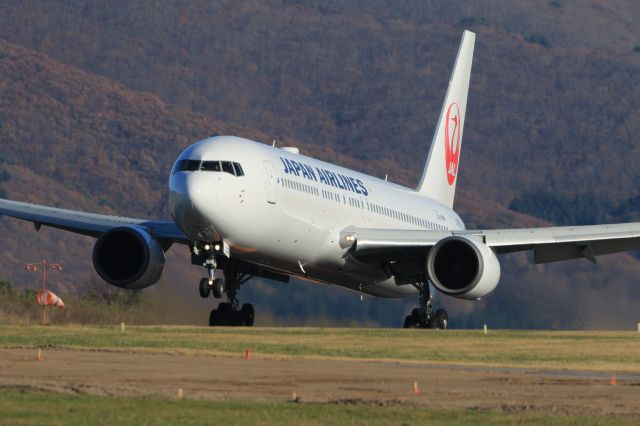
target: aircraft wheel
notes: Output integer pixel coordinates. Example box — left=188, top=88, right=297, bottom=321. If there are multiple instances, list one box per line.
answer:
left=411, top=308, right=423, bottom=320
left=218, top=302, right=231, bottom=324
left=431, top=309, right=448, bottom=329
left=199, top=278, right=211, bottom=298
left=212, top=278, right=224, bottom=299
left=241, top=303, right=255, bottom=327
left=229, top=310, right=243, bottom=326
left=209, top=309, right=221, bottom=326
left=403, top=312, right=421, bottom=328
left=403, top=315, right=414, bottom=328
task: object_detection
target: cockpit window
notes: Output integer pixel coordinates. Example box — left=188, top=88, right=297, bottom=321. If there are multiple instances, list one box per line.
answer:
left=184, top=160, right=201, bottom=171
left=221, top=161, right=235, bottom=175
left=233, top=162, right=244, bottom=176
left=172, top=159, right=201, bottom=174
left=172, top=159, right=244, bottom=177
left=200, top=161, right=221, bottom=172
left=172, top=160, right=185, bottom=175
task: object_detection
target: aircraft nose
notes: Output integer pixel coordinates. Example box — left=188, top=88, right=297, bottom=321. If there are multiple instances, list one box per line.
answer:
left=169, top=172, right=219, bottom=241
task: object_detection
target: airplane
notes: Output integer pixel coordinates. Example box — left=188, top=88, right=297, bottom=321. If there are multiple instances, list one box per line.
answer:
left=2, top=30, right=640, bottom=329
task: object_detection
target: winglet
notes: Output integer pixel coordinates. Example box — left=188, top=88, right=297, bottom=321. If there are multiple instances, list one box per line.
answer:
left=415, top=30, right=475, bottom=208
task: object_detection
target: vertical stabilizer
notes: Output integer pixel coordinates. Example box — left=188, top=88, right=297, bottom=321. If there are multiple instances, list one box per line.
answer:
left=415, top=31, right=475, bottom=208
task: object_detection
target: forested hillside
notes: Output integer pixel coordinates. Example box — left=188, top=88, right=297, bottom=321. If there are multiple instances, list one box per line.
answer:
left=1, top=0, right=639, bottom=328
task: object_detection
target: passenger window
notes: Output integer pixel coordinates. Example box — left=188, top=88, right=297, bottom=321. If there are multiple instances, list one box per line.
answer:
left=233, top=163, right=244, bottom=176
left=200, top=161, right=221, bottom=172
left=221, top=161, right=235, bottom=175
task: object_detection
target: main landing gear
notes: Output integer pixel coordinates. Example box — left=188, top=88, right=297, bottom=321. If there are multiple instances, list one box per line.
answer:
left=403, top=282, right=448, bottom=329
left=196, top=248, right=254, bottom=327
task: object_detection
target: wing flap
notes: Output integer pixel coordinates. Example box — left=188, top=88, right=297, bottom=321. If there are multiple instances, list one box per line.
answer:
left=482, top=223, right=640, bottom=247
left=534, top=237, right=640, bottom=264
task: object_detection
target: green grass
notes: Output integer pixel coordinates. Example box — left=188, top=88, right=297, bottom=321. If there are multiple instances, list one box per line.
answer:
left=1, top=325, right=640, bottom=372
left=0, top=390, right=634, bottom=426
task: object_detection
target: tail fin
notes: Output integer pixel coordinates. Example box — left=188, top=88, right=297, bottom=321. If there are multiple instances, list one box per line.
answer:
left=415, top=30, right=475, bottom=208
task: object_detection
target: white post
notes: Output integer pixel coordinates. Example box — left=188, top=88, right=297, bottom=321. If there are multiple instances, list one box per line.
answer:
left=483, top=324, right=488, bottom=335
left=121, top=322, right=125, bottom=332
left=637, top=322, right=640, bottom=333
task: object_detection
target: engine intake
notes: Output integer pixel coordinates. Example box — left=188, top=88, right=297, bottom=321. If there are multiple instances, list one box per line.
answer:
left=426, top=235, right=500, bottom=300
left=92, top=226, right=166, bottom=289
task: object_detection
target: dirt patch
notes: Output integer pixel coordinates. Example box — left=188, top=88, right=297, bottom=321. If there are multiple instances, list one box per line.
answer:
left=1, top=348, right=639, bottom=416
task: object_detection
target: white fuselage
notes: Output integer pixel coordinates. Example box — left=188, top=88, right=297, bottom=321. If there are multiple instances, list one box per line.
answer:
left=169, top=136, right=465, bottom=297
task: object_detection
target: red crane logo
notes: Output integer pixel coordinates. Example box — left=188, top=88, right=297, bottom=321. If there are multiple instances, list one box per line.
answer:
left=444, top=102, right=461, bottom=186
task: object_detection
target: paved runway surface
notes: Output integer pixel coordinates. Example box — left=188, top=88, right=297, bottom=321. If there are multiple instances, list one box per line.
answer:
left=1, top=348, right=639, bottom=415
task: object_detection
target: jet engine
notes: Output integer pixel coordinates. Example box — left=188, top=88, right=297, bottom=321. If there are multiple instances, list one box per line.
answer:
left=426, top=235, right=500, bottom=300
left=92, top=226, right=166, bottom=290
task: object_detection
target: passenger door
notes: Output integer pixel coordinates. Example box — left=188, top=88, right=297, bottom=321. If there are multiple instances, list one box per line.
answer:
left=263, top=160, right=277, bottom=204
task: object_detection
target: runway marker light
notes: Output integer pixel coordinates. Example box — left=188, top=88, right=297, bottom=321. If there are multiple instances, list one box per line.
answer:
left=245, top=349, right=251, bottom=360
left=610, top=373, right=617, bottom=386
left=483, top=324, right=488, bottom=335
left=121, top=322, right=125, bottom=332
left=412, top=381, right=421, bottom=395
left=36, top=348, right=43, bottom=362
left=177, top=388, right=184, bottom=400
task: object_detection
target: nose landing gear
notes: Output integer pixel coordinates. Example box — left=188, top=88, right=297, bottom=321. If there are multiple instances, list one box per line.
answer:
left=403, top=282, right=448, bottom=329
left=198, top=277, right=224, bottom=299
left=199, top=261, right=224, bottom=299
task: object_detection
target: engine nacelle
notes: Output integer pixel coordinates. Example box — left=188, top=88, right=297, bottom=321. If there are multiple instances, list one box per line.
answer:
left=426, top=235, right=501, bottom=300
left=92, top=226, right=166, bottom=290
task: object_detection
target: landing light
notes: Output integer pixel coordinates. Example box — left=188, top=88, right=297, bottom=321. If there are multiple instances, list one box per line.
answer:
left=345, top=235, right=356, bottom=242
left=214, top=244, right=221, bottom=251
left=204, top=244, right=211, bottom=251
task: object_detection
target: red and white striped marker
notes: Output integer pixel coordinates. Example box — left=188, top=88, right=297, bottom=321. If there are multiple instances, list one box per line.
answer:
left=37, top=290, right=65, bottom=308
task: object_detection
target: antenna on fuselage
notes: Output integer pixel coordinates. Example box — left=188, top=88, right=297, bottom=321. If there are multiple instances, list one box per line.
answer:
left=272, top=139, right=276, bottom=147
left=384, top=174, right=388, bottom=181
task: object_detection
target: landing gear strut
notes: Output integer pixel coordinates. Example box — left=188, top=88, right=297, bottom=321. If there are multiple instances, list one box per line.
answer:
left=194, top=245, right=254, bottom=327
left=403, top=282, right=448, bottom=329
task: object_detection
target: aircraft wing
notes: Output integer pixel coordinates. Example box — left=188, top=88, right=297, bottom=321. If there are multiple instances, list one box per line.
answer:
left=0, top=198, right=189, bottom=244
left=340, top=223, right=640, bottom=264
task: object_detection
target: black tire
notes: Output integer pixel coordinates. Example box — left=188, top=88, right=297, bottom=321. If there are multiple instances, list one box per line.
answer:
left=209, top=309, right=220, bottom=326
left=404, top=312, right=421, bottom=328
left=230, top=310, right=244, bottom=326
left=199, top=278, right=211, bottom=299
left=403, top=315, right=414, bottom=329
left=212, top=279, right=224, bottom=299
left=218, top=302, right=231, bottom=324
left=431, top=309, right=448, bottom=329
left=241, top=303, right=255, bottom=327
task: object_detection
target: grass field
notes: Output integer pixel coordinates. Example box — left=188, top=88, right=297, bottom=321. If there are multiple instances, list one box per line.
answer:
left=2, top=325, right=640, bottom=372
left=2, top=325, right=640, bottom=425
left=0, top=390, right=637, bottom=426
